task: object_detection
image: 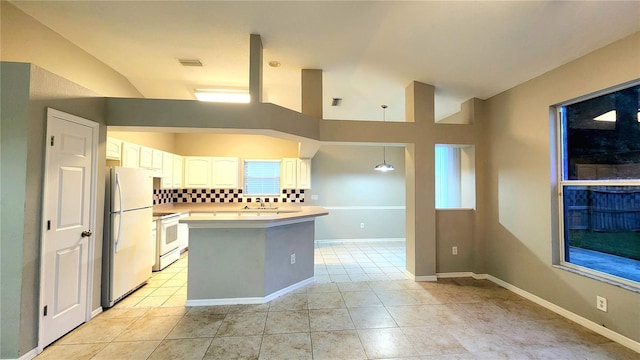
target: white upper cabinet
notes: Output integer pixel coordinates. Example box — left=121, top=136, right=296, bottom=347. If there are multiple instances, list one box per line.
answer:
left=152, top=149, right=163, bottom=171
left=297, top=158, right=311, bottom=189
left=139, top=146, right=153, bottom=169
left=162, top=152, right=173, bottom=189
left=281, top=158, right=297, bottom=189
left=183, top=157, right=211, bottom=188
left=211, top=157, right=239, bottom=188
left=106, top=138, right=121, bottom=160
left=121, top=142, right=140, bottom=168
left=172, top=155, right=183, bottom=189
left=281, top=158, right=311, bottom=189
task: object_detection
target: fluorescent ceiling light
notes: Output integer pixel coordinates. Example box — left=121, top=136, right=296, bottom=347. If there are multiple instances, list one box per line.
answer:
left=593, top=110, right=640, bottom=122
left=194, top=89, right=250, bottom=103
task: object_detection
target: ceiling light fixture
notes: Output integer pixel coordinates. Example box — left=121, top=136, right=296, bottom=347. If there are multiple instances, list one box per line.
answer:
left=194, top=89, right=251, bottom=103
left=374, top=105, right=395, bottom=172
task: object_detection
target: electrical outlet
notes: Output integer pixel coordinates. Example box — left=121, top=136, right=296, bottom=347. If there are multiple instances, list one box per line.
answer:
left=596, top=296, right=607, bottom=312
left=452, top=246, right=458, bottom=255
left=290, top=253, right=296, bottom=264
left=360, top=223, right=365, bottom=229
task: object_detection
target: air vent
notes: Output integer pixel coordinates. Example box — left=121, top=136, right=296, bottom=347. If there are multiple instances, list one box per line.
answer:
left=331, top=98, right=342, bottom=106
left=178, top=58, right=203, bottom=67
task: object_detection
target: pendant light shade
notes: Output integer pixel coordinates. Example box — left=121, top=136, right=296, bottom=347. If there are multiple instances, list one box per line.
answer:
left=374, top=105, right=394, bottom=172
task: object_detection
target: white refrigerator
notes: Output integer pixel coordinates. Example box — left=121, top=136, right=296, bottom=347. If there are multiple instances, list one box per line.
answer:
left=102, top=167, right=153, bottom=308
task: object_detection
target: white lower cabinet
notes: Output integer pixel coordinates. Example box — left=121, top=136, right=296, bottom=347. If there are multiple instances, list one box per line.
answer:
left=151, top=220, right=158, bottom=267
left=178, top=213, right=189, bottom=253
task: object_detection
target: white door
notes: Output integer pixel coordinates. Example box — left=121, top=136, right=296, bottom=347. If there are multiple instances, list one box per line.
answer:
left=40, top=109, right=97, bottom=349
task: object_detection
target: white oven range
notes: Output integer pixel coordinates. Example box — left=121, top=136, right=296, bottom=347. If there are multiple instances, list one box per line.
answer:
left=153, top=212, right=180, bottom=271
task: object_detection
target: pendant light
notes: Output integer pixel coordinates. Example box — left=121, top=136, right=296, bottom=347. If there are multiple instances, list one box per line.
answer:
left=374, top=105, right=395, bottom=172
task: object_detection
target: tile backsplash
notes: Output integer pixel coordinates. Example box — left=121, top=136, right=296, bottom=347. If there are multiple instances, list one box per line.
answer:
left=153, top=188, right=305, bottom=205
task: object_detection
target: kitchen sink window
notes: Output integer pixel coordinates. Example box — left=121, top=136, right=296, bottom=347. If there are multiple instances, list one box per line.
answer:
left=244, top=160, right=281, bottom=196
left=556, top=82, right=640, bottom=288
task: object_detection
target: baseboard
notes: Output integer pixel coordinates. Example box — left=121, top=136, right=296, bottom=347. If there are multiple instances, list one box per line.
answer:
left=185, top=277, right=315, bottom=306
left=436, top=272, right=474, bottom=278
left=404, top=270, right=437, bottom=282
left=10, top=347, right=39, bottom=360
left=486, top=274, right=640, bottom=353
left=91, top=307, right=103, bottom=319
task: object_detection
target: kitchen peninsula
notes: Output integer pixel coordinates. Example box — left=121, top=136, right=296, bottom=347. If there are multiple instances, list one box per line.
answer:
left=171, top=206, right=328, bottom=305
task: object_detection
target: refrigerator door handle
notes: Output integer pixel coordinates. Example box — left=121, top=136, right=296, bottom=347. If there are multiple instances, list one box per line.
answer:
left=115, top=172, right=123, bottom=252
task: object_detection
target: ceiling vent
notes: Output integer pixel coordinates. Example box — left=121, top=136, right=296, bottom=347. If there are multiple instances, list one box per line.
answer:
left=178, top=58, right=203, bottom=67
left=331, top=98, right=342, bottom=106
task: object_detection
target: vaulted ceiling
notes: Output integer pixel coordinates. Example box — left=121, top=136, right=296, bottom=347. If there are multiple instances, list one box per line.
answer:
left=10, top=0, right=640, bottom=121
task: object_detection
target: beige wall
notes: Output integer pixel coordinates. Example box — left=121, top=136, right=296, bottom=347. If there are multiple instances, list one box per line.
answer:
left=310, top=145, right=406, bottom=241
left=174, top=133, right=299, bottom=158
left=108, top=131, right=177, bottom=153
left=0, top=2, right=142, bottom=98
left=485, top=31, right=640, bottom=342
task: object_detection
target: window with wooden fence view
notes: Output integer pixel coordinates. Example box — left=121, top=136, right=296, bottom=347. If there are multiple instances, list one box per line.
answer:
left=558, top=83, right=640, bottom=287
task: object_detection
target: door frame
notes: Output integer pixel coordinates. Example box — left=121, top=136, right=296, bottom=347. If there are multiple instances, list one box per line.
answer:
left=37, top=108, right=99, bottom=352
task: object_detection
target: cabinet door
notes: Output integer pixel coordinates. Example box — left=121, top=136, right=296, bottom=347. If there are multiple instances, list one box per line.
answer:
left=183, top=157, right=211, bottom=188
left=152, top=149, right=163, bottom=170
left=151, top=221, right=157, bottom=267
left=139, top=146, right=153, bottom=169
left=121, top=143, right=140, bottom=168
left=162, top=152, right=173, bottom=189
left=106, top=138, right=121, bottom=160
left=178, top=221, right=189, bottom=252
left=172, top=155, right=183, bottom=188
left=297, top=158, right=311, bottom=189
left=281, top=158, right=297, bottom=189
left=211, top=157, right=239, bottom=188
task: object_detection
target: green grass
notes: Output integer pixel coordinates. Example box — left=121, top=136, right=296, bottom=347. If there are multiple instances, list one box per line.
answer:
left=569, top=230, right=640, bottom=260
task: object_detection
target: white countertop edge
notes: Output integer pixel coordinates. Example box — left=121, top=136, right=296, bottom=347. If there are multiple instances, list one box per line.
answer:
left=183, top=216, right=319, bottom=229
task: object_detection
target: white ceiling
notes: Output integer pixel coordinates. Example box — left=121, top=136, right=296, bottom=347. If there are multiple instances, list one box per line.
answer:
left=11, top=0, right=640, bottom=121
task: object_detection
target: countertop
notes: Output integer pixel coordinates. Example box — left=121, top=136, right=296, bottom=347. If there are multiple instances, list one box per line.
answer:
left=166, top=205, right=328, bottom=229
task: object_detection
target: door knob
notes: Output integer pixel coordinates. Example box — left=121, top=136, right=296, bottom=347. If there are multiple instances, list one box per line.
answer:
left=81, top=230, right=92, bottom=238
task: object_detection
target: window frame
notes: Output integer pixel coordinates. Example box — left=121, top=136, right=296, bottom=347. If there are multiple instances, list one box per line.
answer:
left=555, top=81, right=640, bottom=290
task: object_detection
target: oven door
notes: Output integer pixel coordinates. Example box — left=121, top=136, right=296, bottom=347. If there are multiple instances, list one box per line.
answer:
left=159, top=215, right=180, bottom=256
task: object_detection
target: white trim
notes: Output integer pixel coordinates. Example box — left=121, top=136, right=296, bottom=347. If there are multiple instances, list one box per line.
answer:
left=404, top=270, right=437, bottom=282
left=436, top=272, right=474, bottom=278
left=185, top=277, right=315, bottom=306
left=91, top=307, right=103, bottom=319
left=16, top=348, right=38, bottom=360
left=322, top=206, right=405, bottom=210
left=486, top=274, right=640, bottom=353
left=315, top=238, right=405, bottom=244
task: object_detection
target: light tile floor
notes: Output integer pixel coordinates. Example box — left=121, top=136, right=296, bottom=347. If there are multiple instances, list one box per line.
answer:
left=35, top=242, right=638, bottom=360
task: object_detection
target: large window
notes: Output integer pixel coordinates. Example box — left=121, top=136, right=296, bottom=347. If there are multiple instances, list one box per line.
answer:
left=557, top=83, right=640, bottom=287
left=243, top=160, right=281, bottom=196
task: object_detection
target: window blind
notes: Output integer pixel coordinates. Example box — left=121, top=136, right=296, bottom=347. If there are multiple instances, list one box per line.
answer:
left=243, top=160, right=281, bottom=196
